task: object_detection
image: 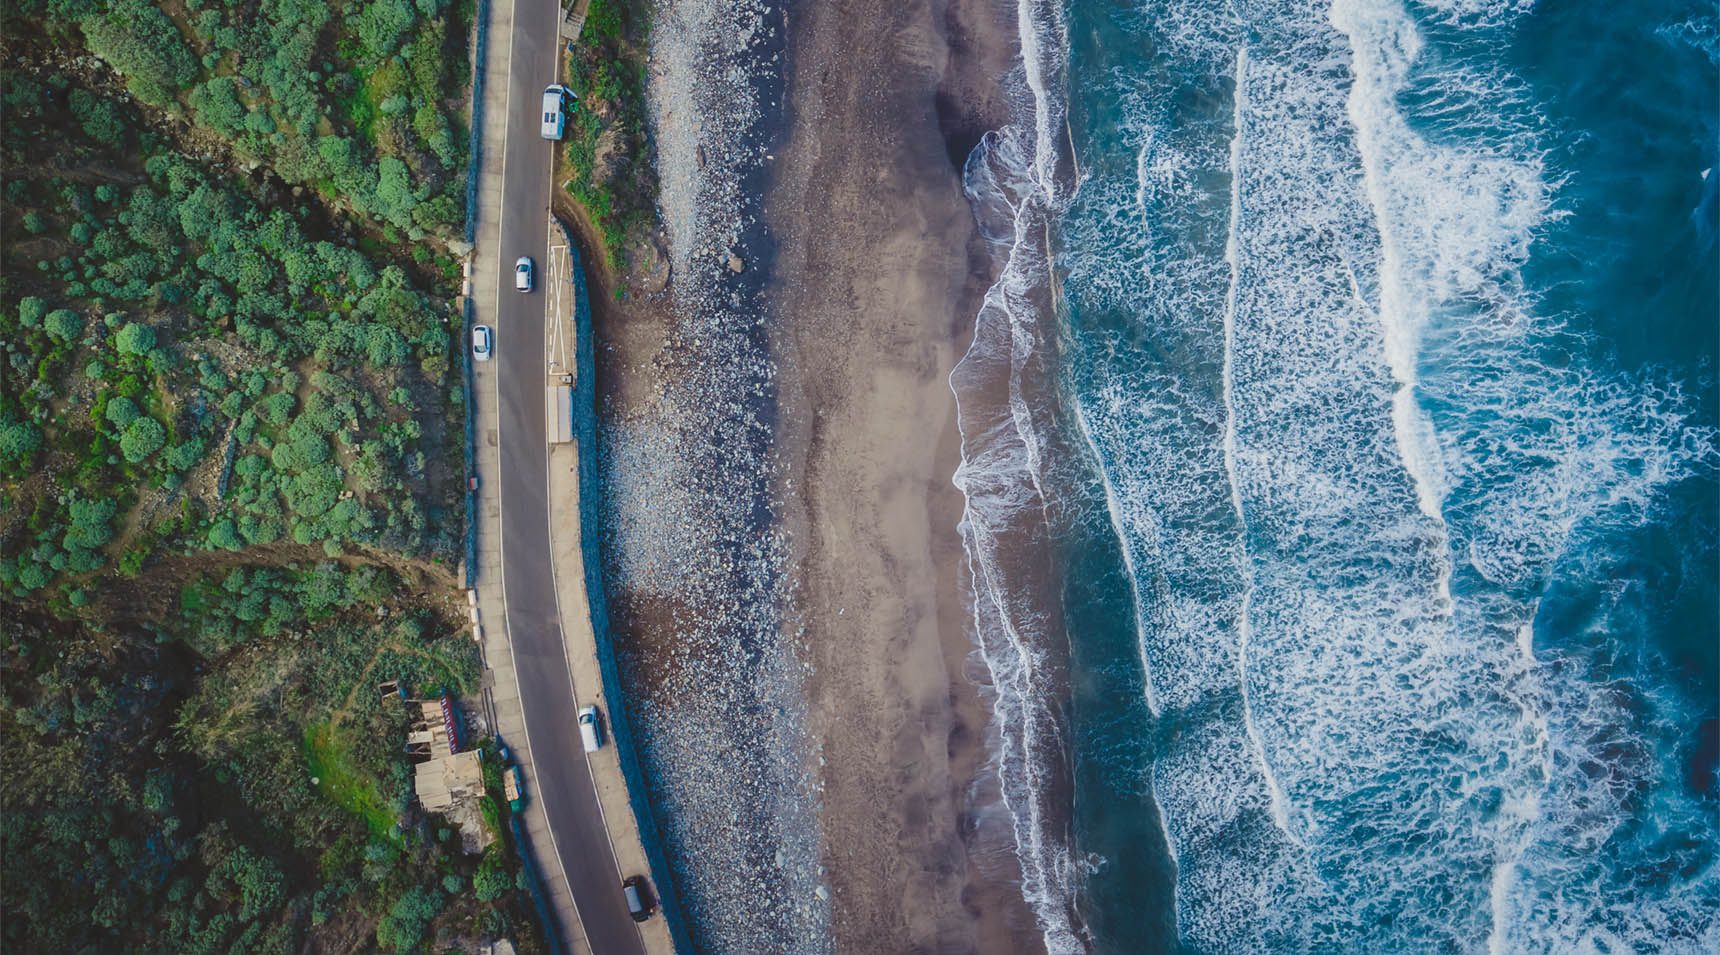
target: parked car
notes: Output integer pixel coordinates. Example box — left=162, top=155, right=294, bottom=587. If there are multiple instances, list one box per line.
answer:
left=514, top=256, right=533, bottom=292
left=504, top=764, right=525, bottom=812
left=540, top=84, right=571, bottom=139
left=472, top=324, right=493, bottom=361
left=578, top=705, right=603, bottom=753
left=622, top=875, right=654, bottom=923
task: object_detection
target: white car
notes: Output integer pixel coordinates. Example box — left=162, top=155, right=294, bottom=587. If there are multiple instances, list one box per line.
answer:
left=578, top=705, right=603, bottom=753
left=471, top=324, right=493, bottom=361
left=514, top=256, right=534, bottom=292
left=541, top=84, right=571, bottom=139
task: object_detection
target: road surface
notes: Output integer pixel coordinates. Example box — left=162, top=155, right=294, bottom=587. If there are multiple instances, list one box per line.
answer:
left=487, top=2, right=648, bottom=952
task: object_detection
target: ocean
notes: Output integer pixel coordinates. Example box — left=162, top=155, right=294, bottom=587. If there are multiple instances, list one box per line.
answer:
left=952, top=0, right=1720, bottom=951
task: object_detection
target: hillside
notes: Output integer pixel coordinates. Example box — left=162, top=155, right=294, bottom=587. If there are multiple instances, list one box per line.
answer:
left=0, top=3, right=545, bottom=952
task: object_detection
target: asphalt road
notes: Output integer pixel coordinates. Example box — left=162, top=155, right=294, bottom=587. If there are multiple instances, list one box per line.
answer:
left=490, top=3, right=647, bottom=952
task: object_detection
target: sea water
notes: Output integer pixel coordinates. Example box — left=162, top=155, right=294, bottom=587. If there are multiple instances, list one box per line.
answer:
left=953, top=0, right=1720, bottom=951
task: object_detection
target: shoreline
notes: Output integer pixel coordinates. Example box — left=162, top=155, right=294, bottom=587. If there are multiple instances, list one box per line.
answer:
left=767, top=0, right=1044, bottom=950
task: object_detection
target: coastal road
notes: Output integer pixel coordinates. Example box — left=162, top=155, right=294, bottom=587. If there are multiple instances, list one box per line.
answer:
left=487, top=1, right=648, bottom=952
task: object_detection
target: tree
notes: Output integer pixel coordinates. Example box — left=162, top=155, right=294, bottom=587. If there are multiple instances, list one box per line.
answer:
left=119, top=417, right=165, bottom=462
left=114, top=322, right=156, bottom=356
left=375, top=885, right=441, bottom=954
left=69, top=88, right=126, bottom=142
left=104, top=396, right=141, bottom=429
left=17, top=296, right=46, bottom=327
left=188, top=76, right=246, bottom=136
left=374, top=157, right=418, bottom=227
left=357, top=0, right=416, bottom=59
left=43, top=309, right=84, bottom=343
left=79, top=0, right=199, bottom=110
left=64, top=498, right=117, bottom=550
left=0, top=420, right=42, bottom=469
left=165, top=439, right=203, bottom=472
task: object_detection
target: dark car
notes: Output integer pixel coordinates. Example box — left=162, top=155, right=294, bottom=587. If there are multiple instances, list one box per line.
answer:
left=622, top=875, right=654, bottom=923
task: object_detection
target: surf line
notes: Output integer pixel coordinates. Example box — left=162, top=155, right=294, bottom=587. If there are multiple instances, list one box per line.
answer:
left=1220, top=42, right=1302, bottom=850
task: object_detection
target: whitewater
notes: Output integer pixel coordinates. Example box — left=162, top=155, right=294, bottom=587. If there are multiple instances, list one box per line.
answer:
left=951, top=0, right=1720, bottom=951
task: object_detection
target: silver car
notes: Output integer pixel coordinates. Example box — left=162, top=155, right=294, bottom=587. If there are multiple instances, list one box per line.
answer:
left=514, top=256, right=533, bottom=292
left=472, top=324, right=493, bottom=361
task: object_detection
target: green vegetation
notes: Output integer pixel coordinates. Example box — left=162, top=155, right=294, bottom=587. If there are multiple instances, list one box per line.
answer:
left=9, top=0, right=473, bottom=244
left=563, top=0, right=657, bottom=268
left=1, top=67, right=461, bottom=599
left=0, top=4, right=545, bottom=952
left=1, top=565, right=548, bottom=952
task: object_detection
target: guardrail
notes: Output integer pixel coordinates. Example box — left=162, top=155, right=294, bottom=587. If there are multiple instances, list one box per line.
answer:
left=557, top=217, right=695, bottom=955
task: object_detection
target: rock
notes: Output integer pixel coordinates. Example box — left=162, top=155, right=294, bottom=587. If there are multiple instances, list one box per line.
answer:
left=727, top=254, right=744, bottom=273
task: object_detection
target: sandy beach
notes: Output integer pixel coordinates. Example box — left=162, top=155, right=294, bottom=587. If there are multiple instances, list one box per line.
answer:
left=768, top=0, right=1044, bottom=950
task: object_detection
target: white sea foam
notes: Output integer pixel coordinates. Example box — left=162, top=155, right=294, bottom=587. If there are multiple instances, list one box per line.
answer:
left=946, top=1, right=1095, bottom=949
left=1050, top=0, right=1719, bottom=949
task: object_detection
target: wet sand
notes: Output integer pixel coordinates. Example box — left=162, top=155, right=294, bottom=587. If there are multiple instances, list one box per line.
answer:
left=768, top=0, right=1044, bottom=950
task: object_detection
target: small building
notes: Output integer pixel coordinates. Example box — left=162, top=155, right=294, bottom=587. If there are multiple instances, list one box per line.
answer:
left=414, top=750, right=485, bottom=813
left=401, top=690, right=494, bottom=852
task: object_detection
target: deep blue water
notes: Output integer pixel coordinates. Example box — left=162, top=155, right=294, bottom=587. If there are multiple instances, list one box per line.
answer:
left=955, top=0, right=1718, bottom=950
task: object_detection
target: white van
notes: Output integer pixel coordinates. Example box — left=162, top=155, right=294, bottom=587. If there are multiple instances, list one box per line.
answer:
left=540, top=85, right=570, bottom=140
left=577, top=705, right=603, bottom=753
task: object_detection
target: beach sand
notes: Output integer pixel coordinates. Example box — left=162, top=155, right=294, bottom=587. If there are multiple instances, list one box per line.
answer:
left=768, top=0, right=1044, bottom=950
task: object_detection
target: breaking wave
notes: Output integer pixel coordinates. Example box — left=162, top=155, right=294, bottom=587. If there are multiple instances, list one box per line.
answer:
left=961, top=0, right=1720, bottom=950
